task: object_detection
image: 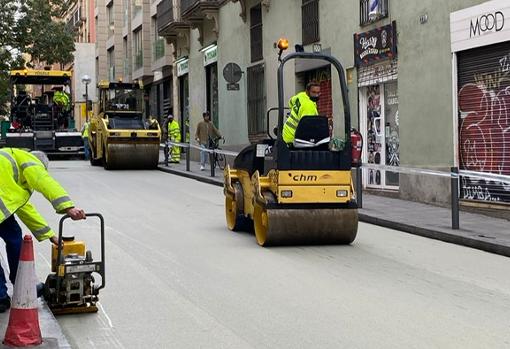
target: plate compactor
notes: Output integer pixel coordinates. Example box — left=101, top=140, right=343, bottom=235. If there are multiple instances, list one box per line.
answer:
left=224, top=40, right=362, bottom=246
left=44, top=213, right=105, bottom=315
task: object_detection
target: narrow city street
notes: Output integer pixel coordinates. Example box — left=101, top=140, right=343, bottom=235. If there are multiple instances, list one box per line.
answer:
left=24, top=161, right=510, bottom=349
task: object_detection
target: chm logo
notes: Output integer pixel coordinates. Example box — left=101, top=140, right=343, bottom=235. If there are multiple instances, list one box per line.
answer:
left=291, top=174, right=318, bottom=182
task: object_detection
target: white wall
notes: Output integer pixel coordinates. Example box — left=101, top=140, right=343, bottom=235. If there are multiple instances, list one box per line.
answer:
left=74, top=43, right=97, bottom=103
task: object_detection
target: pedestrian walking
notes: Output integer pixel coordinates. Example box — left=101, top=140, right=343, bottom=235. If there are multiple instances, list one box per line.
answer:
left=195, top=111, right=221, bottom=171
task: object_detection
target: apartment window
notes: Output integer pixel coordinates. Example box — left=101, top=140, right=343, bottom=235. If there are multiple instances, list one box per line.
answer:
left=107, top=3, right=114, bottom=37
left=247, top=64, right=266, bottom=135
left=123, top=0, right=129, bottom=27
left=302, top=0, right=319, bottom=45
left=123, top=38, right=130, bottom=77
left=152, top=17, right=165, bottom=60
left=250, top=4, right=263, bottom=63
left=107, top=48, right=115, bottom=80
left=360, top=0, right=388, bottom=26
left=132, top=0, right=142, bottom=17
left=133, top=29, right=143, bottom=69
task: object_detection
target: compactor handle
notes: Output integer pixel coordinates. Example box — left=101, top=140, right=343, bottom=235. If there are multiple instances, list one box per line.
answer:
left=56, top=213, right=106, bottom=291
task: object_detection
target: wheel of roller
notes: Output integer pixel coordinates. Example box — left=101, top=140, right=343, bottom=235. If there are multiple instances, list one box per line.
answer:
left=226, top=182, right=252, bottom=231
left=254, top=192, right=276, bottom=246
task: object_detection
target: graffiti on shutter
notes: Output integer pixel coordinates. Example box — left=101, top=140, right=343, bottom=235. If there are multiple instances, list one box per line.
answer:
left=458, top=41, right=510, bottom=203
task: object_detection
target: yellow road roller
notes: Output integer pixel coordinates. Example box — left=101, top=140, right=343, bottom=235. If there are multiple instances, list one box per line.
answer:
left=224, top=40, right=361, bottom=246
left=89, top=80, right=161, bottom=169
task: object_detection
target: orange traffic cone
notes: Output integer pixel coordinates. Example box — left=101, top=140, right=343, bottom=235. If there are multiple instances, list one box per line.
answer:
left=3, top=235, right=42, bottom=347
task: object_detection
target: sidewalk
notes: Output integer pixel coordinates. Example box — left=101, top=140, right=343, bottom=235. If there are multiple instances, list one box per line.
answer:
left=0, top=299, right=70, bottom=349
left=158, top=156, right=510, bottom=258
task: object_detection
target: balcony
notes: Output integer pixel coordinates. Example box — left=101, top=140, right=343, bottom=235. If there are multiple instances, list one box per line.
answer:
left=181, top=0, right=219, bottom=22
left=157, top=0, right=191, bottom=38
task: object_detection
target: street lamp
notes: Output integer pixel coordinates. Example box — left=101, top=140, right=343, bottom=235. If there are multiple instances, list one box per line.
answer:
left=81, top=74, right=91, bottom=121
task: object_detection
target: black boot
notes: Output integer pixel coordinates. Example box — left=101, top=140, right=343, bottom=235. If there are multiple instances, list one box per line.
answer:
left=0, top=297, right=11, bottom=313
left=36, top=282, right=45, bottom=298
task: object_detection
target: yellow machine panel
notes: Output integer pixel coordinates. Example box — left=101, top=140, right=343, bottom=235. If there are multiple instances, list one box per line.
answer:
left=51, top=238, right=86, bottom=273
left=277, top=185, right=352, bottom=204
left=277, top=170, right=352, bottom=186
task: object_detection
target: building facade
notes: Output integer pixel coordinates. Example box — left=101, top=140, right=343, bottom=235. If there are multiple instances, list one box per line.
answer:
left=157, top=0, right=509, bottom=210
left=95, top=0, right=174, bottom=126
left=61, top=0, right=97, bottom=130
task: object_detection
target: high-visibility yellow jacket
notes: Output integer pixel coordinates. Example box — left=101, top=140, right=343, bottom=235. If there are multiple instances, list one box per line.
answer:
left=282, top=91, right=318, bottom=143
left=0, top=148, right=75, bottom=241
left=53, top=91, right=70, bottom=110
left=81, top=122, right=89, bottom=139
left=167, top=120, right=181, bottom=143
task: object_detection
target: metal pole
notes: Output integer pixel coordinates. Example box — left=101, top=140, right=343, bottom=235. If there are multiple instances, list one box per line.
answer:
left=210, top=151, right=215, bottom=177
left=451, top=166, right=460, bottom=230
left=356, top=167, right=363, bottom=208
left=85, top=83, right=89, bottom=121
left=186, top=145, right=190, bottom=172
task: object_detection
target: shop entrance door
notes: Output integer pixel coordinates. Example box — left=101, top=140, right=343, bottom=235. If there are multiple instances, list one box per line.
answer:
left=360, top=81, right=400, bottom=189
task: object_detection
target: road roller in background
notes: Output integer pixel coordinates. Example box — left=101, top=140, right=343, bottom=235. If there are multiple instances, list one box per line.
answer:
left=89, top=80, right=161, bottom=169
left=224, top=39, right=362, bottom=246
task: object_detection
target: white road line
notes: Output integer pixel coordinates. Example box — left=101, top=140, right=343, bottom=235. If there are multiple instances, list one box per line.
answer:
left=97, top=302, right=114, bottom=329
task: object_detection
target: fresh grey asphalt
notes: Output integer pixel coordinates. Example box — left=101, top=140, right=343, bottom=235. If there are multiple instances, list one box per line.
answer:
left=21, top=161, right=510, bottom=348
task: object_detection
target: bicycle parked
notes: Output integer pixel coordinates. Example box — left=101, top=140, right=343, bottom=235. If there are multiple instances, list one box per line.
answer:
left=209, top=136, right=227, bottom=171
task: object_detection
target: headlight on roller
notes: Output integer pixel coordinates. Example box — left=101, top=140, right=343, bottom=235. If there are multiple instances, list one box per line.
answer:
left=280, top=190, right=293, bottom=198
left=336, top=190, right=348, bottom=197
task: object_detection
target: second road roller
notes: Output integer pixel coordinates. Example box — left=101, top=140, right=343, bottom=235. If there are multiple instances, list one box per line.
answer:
left=224, top=39, right=363, bottom=246
left=89, top=80, right=161, bottom=169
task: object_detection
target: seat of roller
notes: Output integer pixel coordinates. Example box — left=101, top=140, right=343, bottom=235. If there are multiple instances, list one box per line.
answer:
left=233, top=139, right=274, bottom=176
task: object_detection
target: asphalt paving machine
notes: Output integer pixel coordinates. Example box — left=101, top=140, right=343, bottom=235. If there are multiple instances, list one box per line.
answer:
left=224, top=39, right=362, bottom=246
left=44, top=214, right=105, bottom=315
left=88, top=80, right=161, bottom=169
left=5, top=69, right=83, bottom=155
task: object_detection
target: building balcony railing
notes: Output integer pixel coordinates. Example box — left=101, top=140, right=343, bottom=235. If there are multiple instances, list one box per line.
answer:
left=153, top=38, right=165, bottom=60
left=157, top=0, right=191, bottom=38
left=181, top=0, right=219, bottom=21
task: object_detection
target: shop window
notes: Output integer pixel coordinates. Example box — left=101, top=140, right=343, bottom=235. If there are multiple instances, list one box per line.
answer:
left=247, top=63, right=266, bottom=135
left=206, top=64, right=219, bottom=128
left=250, top=4, right=263, bottom=63
left=360, top=0, right=388, bottom=26
left=302, top=0, right=319, bottom=45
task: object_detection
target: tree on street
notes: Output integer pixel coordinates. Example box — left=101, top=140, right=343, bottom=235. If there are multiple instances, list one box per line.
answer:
left=0, top=0, right=76, bottom=115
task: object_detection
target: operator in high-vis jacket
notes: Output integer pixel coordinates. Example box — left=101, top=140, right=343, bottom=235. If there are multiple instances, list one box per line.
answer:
left=0, top=148, right=86, bottom=313
left=282, top=81, right=321, bottom=145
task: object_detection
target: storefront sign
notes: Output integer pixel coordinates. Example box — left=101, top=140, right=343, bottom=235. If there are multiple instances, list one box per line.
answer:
left=153, top=70, right=163, bottom=81
left=227, top=83, right=239, bottom=91
left=450, top=0, right=510, bottom=52
left=177, top=58, right=189, bottom=77
left=203, top=45, right=218, bottom=66
left=353, top=21, right=397, bottom=67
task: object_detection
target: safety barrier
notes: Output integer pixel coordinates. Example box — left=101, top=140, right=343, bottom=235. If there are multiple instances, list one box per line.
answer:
left=161, top=141, right=510, bottom=230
